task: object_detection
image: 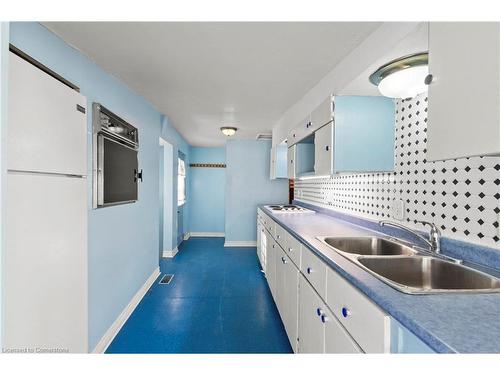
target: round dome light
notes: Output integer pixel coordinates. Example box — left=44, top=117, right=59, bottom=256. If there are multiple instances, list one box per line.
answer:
left=220, top=126, right=237, bottom=136
left=369, top=52, right=429, bottom=99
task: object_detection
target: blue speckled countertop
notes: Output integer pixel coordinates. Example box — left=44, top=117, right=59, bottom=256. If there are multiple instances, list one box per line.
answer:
left=260, top=205, right=500, bottom=353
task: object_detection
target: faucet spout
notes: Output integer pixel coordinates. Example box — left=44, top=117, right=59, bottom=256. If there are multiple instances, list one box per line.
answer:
left=379, top=220, right=441, bottom=254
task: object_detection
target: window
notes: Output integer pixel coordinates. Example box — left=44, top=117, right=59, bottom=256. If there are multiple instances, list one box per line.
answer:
left=177, top=157, right=186, bottom=206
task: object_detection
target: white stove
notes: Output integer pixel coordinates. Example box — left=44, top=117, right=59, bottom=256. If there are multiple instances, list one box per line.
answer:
left=265, top=204, right=315, bottom=214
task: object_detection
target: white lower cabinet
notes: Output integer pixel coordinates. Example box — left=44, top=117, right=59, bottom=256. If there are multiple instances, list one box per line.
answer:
left=259, top=212, right=390, bottom=354
left=324, top=305, right=362, bottom=353
left=276, top=249, right=299, bottom=352
left=298, top=275, right=326, bottom=353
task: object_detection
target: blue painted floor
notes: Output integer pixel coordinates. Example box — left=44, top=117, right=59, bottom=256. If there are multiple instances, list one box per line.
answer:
left=106, top=237, right=293, bottom=353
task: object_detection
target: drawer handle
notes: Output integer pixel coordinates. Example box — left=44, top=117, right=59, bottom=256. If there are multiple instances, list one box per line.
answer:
left=321, top=314, right=328, bottom=323
left=316, top=307, right=323, bottom=316
left=341, top=307, right=351, bottom=318
left=306, top=267, right=313, bottom=274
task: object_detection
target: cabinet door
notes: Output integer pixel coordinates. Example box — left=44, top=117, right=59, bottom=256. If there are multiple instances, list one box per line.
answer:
left=283, top=255, right=299, bottom=352
left=427, top=22, right=500, bottom=160
left=266, top=235, right=278, bottom=300
left=275, top=249, right=287, bottom=320
left=298, top=275, right=325, bottom=353
left=311, top=96, right=333, bottom=132
left=324, top=306, right=362, bottom=353
left=314, top=123, right=333, bottom=177
left=287, top=145, right=296, bottom=179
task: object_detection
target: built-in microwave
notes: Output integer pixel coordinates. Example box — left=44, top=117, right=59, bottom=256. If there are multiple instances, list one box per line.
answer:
left=92, top=103, right=142, bottom=208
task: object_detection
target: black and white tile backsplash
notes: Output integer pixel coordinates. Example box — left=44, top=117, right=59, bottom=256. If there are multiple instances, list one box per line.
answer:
left=295, top=93, right=500, bottom=249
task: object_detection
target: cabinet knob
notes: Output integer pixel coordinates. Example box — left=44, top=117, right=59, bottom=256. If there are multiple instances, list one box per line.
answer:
left=321, top=314, right=328, bottom=323
left=277, top=235, right=280, bottom=239
left=325, top=145, right=330, bottom=151
left=281, top=257, right=287, bottom=264
left=306, top=267, right=313, bottom=274
left=288, top=247, right=293, bottom=252
left=424, top=74, right=433, bottom=85
left=341, top=307, right=351, bottom=318
left=316, top=307, right=323, bottom=316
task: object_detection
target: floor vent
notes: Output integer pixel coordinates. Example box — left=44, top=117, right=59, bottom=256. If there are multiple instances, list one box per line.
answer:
left=159, top=274, right=174, bottom=285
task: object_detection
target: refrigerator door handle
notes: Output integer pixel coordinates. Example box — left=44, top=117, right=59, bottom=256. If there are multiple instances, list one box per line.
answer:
left=134, top=169, right=143, bottom=182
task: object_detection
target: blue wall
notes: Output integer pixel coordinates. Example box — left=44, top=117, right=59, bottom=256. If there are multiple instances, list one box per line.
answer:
left=9, top=22, right=189, bottom=351
left=225, top=140, right=288, bottom=242
left=334, top=96, right=395, bottom=172
left=188, top=147, right=226, bottom=234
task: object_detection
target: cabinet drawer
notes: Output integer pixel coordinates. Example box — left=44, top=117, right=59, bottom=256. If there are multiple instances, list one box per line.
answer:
left=284, top=233, right=301, bottom=268
left=326, top=268, right=390, bottom=353
left=275, top=223, right=288, bottom=250
left=324, top=306, right=362, bottom=353
left=300, top=246, right=327, bottom=298
left=261, top=213, right=276, bottom=237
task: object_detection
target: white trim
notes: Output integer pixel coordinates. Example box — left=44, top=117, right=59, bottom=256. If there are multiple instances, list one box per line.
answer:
left=92, top=267, right=160, bottom=353
left=183, top=232, right=190, bottom=240
left=224, top=240, right=257, bottom=247
left=162, top=246, right=178, bottom=258
left=190, top=232, right=225, bottom=237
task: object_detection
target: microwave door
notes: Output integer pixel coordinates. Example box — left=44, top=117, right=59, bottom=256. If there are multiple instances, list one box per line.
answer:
left=99, top=135, right=138, bottom=206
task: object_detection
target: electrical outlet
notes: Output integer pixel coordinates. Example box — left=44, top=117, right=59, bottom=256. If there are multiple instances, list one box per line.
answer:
left=391, top=199, right=405, bottom=221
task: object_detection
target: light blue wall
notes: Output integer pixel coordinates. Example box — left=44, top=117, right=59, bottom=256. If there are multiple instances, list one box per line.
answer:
left=188, top=147, right=226, bottom=233
left=9, top=22, right=189, bottom=351
left=225, top=140, right=288, bottom=242
left=0, top=22, right=9, bottom=348
left=334, top=96, right=395, bottom=172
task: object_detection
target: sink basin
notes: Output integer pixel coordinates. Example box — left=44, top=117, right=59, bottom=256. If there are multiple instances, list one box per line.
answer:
left=320, top=236, right=417, bottom=256
left=358, top=256, right=500, bottom=294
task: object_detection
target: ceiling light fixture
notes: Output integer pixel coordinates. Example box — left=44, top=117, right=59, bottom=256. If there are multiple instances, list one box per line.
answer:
left=369, top=52, right=430, bottom=99
left=220, top=126, right=237, bottom=137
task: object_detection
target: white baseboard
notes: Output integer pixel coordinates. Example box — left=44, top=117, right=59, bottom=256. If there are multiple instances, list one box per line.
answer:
left=190, top=232, right=225, bottom=237
left=162, top=246, right=178, bottom=258
left=224, top=240, right=257, bottom=247
left=183, top=232, right=190, bottom=240
left=92, top=267, right=160, bottom=353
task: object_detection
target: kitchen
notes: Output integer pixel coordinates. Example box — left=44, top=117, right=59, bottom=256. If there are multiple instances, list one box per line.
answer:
left=0, top=5, right=500, bottom=373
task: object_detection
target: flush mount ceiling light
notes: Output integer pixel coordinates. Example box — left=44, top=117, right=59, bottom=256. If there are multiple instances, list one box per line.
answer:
left=220, top=126, right=237, bottom=137
left=369, top=52, right=430, bottom=99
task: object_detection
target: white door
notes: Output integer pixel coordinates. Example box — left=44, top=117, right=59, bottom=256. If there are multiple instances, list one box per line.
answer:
left=324, top=306, right=363, bottom=353
left=8, top=52, right=87, bottom=175
left=287, top=145, right=296, bottom=179
left=4, top=172, right=88, bottom=352
left=314, top=123, right=333, bottom=176
left=298, top=275, right=325, bottom=353
left=427, top=22, right=500, bottom=160
left=283, top=255, right=299, bottom=352
left=275, top=248, right=287, bottom=321
left=266, top=233, right=277, bottom=299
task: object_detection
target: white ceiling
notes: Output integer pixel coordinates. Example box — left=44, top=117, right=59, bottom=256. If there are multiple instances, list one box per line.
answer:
left=43, top=22, right=381, bottom=146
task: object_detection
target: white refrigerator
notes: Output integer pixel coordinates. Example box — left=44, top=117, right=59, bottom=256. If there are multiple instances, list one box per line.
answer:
left=3, top=52, right=88, bottom=352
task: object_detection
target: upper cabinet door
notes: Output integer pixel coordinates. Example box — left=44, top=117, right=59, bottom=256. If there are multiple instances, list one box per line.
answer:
left=333, top=96, right=395, bottom=173
left=287, top=144, right=296, bottom=179
left=311, top=95, right=333, bottom=132
left=8, top=52, right=87, bottom=175
left=427, top=22, right=500, bottom=161
left=314, top=123, right=333, bottom=177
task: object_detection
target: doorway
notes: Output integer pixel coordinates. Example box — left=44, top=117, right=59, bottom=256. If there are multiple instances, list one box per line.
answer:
left=159, top=137, right=174, bottom=258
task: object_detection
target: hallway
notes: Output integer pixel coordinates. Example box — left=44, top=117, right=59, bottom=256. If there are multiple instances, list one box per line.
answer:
left=106, top=237, right=293, bottom=353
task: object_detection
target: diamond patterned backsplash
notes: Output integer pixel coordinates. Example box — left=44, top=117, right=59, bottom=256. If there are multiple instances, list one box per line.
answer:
left=295, top=93, right=500, bottom=249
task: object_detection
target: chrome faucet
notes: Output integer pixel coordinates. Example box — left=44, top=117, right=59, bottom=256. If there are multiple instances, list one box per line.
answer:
left=379, top=220, right=441, bottom=254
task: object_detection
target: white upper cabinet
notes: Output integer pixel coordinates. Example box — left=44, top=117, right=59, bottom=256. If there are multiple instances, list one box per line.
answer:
left=287, top=144, right=296, bottom=179
left=311, top=95, right=333, bottom=132
left=314, top=123, right=333, bottom=177
left=270, top=144, right=288, bottom=180
left=427, top=22, right=500, bottom=161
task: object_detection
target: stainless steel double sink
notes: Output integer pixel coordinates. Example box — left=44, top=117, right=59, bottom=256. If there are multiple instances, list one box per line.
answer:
left=317, top=236, right=500, bottom=294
